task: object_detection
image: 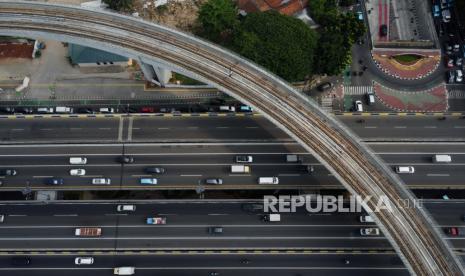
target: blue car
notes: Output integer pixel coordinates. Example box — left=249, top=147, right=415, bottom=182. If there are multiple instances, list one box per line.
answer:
left=140, top=178, right=158, bottom=185
left=433, top=5, right=440, bottom=17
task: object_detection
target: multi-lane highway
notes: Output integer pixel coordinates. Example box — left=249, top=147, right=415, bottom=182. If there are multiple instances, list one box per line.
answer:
left=0, top=200, right=464, bottom=275
left=0, top=142, right=464, bottom=190
left=0, top=115, right=464, bottom=143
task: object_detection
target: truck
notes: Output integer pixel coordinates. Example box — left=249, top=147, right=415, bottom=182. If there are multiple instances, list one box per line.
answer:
left=231, top=165, right=250, bottom=173
left=262, top=214, right=281, bottom=222
left=75, top=227, right=102, bottom=236
left=146, top=217, right=167, bottom=225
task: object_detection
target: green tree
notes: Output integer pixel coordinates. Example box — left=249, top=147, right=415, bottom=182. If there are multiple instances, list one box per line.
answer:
left=339, top=0, right=356, bottom=6
left=102, top=0, right=133, bottom=11
left=197, top=0, right=239, bottom=43
left=232, top=11, right=318, bottom=82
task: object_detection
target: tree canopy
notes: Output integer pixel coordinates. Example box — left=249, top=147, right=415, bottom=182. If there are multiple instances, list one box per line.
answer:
left=197, top=0, right=239, bottom=43
left=102, top=0, right=133, bottom=11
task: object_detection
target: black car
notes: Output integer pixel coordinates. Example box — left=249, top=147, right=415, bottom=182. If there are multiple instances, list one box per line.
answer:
left=0, top=107, right=15, bottom=114
left=145, top=167, right=165, bottom=174
left=379, top=24, right=388, bottom=36
left=16, top=107, right=34, bottom=114
left=317, top=82, right=333, bottom=91
left=44, top=178, right=64, bottom=185
left=76, top=108, right=94, bottom=114
left=11, top=257, right=31, bottom=266
left=118, top=156, right=135, bottom=164
left=208, top=226, right=223, bottom=234
left=0, top=169, right=17, bottom=176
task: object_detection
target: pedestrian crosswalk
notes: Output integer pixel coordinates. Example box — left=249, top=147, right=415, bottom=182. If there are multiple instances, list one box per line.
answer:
left=343, top=86, right=373, bottom=95
left=448, top=89, right=465, bottom=99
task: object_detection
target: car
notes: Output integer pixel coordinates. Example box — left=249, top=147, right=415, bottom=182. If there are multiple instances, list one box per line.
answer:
left=75, top=257, right=94, bottom=265
left=453, top=42, right=460, bottom=52
left=92, top=178, right=111, bottom=185
left=236, top=155, right=253, bottom=163
left=0, top=215, right=4, bottom=223
left=209, top=272, right=220, bottom=276
left=205, top=178, right=223, bottom=185
left=395, top=166, right=415, bottom=174
left=0, top=169, right=17, bottom=176
left=448, top=70, right=456, bottom=83
left=70, top=169, right=86, bottom=176
left=239, top=105, right=253, bottom=112
left=118, top=156, right=134, bottom=164
left=139, top=178, right=158, bottom=185
left=146, top=217, right=167, bottom=225
left=99, top=107, right=114, bottom=113
left=0, top=107, right=15, bottom=114
left=444, top=43, right=452, bottom=55
left=76, top=108, right=94, bottom=114
left=360, top=228, right=380, bottom=236
left=117, top=205, right=136, bottom=212
left=140, top=106, right=155, bottom=113
left=433, top=5, right=440, bottom=17
left=145, top=167, right=165, bottom=174
left=360, top=215, right=374, bottom=223
left=463, top=44, right=465, bottom=58
left=379, top=24, right=387, bottom=36
left=445, top=227, right=459, bottom=236
left=356, top=11, right=363, bottom=20
left=354, top=100, right=363, bottom=112
left=37, top=107, right=54, bottom=114
left=456, top=69, right=463, bottom=82
left=317, top=82, right=333, bottom=91
left=300, top=165, right=314, bottom=174
left=456, top=57, right=463, bottom=67
left=445, top=56, right=454, bottom=68
left=241, top=203, right=263, bottom=212
left=11, top=257, right=31, bottom=266
left=208, top=226, right=223, bottom=234
left=16, top=107, right=33, bottom=114
left=45, top=178, right=64, bottom=185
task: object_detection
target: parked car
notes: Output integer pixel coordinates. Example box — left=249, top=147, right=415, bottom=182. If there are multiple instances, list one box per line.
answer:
left=445, top=56, right=454, bottom=68
left=99, top=107, right=114, bottom=113
left=456, top=69, right=463, bottom=82
left=236, top=155, right=253, bottom=163
left=76, top=108, right=94, bottom=114
left=456, top=57, right=463, bottom=67
left=205, top=178, right=223, bottom=185
left=444, top=43, right=452, bottom=55
left=37, top=107, right=54, bottom=114
left=117, top=205, right=136, bottom=212
left=354, top=100, right=363, bottom=112
left=16, top=107, right=33, bottom=114
left=448, top=70, right=456, bottom=83
left=140, top=106, right=155, bottom=113
left=146, top=217, right=167, bottom=225
left=317, top=82, right=333, bottom=91
left=0, top=107, right=15, bottom=114
left=92, top=178, right=111, bottom=185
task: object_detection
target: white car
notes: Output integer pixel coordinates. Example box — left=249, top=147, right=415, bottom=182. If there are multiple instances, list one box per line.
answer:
left=360, top=228, right=380, bottom=236
left=354, top=100, right=363, bottom=112
left=117, top=205, right=136, bottom=212
left=456, top=69, right=463, bottom=82
left=0, top=215, right=4, bottom=223
left=359, top=215, right=374, bottom=223
left=92, top=178, right=111, bottom=185
left=70, top=169, right=86, bottom=176
left=236, top=155, right=253, bottom=163
left=395, top=166, right=415, bottom=174
left=75, top=257, right=94, bottom=265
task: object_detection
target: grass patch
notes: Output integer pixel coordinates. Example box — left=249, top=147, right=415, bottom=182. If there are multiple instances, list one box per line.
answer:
left=170, top=72, right=205, bottom=85
left=393, top=54, right=422, bottom=64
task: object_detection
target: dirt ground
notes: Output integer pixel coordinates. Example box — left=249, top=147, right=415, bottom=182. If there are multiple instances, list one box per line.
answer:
left=0, top=43, right=34, bottom=59
left=134, top=0, right=208, bottom=31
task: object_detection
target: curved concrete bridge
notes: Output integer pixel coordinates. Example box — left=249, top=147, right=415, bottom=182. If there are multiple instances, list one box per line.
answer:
left=0, top=1, right=462, bottom=275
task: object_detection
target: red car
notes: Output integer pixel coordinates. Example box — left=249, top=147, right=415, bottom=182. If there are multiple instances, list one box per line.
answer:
left=445, top=227, right=459, bottom=236
left=141, top=106, right=155, bottom=113
left=445, top=56, right=454, bottom=68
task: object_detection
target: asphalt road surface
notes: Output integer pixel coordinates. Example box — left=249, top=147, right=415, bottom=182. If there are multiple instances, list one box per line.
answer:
left=0, top=115, right=464, bottom=143
left=0, top=142, right=464, bottom=190
left=1, top=200, right=465, bottom=275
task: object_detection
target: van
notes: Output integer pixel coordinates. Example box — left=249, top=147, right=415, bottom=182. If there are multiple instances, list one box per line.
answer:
left=69, top=157, right=87, bottom=165
left=433, top=154, right=452, bottom=163
left=117, top=205, right=136, bottom=212
left=395, top=166, right=415, bottom=174
left=114, top=267, right=135, bottom=275
left=37, top=107, right=54, bottom=114
left=258, top=177, right=279, bottom=184
left=55, top=106, right=73, bottom=113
